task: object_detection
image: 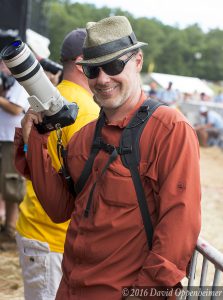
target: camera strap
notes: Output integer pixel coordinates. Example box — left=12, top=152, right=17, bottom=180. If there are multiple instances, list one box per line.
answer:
left=56, top=124, right=76, bottom=195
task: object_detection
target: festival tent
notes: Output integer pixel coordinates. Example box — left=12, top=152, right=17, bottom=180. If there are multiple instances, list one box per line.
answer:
left=149, top=72, right=214, bottom=97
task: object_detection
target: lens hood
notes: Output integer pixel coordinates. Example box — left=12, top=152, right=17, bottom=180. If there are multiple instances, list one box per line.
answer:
left=1, top=40, right=25, bottom=60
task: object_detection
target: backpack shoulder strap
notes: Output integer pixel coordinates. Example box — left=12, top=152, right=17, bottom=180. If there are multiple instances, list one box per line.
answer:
left=120, top=99, right=164, bottom=249
left=74, top=111, right=106, bottom=194
left=121, top=99, right=163, bottom=166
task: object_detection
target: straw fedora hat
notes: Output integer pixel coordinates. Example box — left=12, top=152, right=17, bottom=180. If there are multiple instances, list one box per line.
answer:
left=77, top=16, right=148, bottom=66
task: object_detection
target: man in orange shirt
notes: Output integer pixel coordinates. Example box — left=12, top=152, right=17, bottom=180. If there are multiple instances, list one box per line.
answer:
left=14, top=16, right=201, bottom=300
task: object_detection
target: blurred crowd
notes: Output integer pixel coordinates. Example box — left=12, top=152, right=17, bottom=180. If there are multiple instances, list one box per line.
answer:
left=143, top=80, right=223, bottom=149
left=143, top=80, right=223, bottom=105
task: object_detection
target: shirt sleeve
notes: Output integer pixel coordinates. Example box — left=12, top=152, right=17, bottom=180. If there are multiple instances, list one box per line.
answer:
left=6, top=81, right=29, bottom=111
left=14, top=127, right=31, bottom=178
left=15, top=126, right=76, bottom=223
left=135, top=121, right=201, bottom=287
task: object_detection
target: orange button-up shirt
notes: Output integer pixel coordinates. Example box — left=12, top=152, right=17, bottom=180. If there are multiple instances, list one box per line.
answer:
left=14, top=95, right=201, bottom=300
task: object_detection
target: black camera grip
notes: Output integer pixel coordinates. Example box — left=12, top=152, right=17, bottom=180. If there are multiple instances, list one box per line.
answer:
left=35, top=102, right=79, bottom=134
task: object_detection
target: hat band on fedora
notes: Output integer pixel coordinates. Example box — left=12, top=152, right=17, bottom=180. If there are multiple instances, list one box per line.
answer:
left=83, top=32, right=138, bottom=60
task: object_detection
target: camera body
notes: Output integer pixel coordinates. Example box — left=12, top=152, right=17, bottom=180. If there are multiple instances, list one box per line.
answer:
left=0, top=71, right=15, bottom=91
left=39, top=58, right=63, bottom=75
left=0, top=40, right=78, bottom=134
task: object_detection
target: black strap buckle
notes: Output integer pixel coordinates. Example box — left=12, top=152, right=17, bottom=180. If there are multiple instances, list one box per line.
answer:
left=139, top=104, right=150, bottom=112
left=102, top=143, right=116, bottom=154
left=92, top=137, right=116, bottom=154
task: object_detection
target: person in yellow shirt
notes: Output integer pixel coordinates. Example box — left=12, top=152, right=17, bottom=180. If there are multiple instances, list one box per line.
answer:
left=15, top=28, right=99, bottom=300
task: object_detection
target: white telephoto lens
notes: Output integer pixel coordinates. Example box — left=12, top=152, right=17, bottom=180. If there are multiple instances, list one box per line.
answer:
left=1, top=40, right=64, bottom=116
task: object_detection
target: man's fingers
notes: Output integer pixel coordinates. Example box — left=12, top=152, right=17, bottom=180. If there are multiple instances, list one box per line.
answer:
left=25, top=108, right=43, bottom=124
left=21, top=109, right=44, bottom=144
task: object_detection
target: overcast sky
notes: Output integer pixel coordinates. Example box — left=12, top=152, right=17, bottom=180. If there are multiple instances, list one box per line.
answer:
left=75, top=0, right=223, bottom=32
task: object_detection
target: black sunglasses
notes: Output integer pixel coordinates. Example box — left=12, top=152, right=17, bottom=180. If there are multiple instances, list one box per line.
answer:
left=82, top=52, right=136, bottom=79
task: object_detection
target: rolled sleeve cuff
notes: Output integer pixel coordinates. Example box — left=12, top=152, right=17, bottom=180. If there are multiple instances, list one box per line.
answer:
left=14, top=127, right=24, bottom=147
left=135, top=251, right=185, bottom=287
left=14, top=128, right=30, bottom=178
left=26, top=126, right=50, bottom=164
left=14, top=126, right=50, bottom=179
left=29, top=126, right=50, bottom=143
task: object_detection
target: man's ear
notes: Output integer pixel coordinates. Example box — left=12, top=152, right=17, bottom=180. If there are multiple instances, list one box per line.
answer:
left=75, top=56, right=84, bottom=73
left=135, top=50, right=143, bottom=73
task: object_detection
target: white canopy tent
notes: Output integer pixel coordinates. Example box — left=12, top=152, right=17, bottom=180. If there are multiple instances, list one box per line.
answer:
left=150, top=72, right=214, bottom=97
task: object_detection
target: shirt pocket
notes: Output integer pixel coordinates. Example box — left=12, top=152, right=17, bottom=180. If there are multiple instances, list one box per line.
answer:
left=100, top=162, right=138, bottom=207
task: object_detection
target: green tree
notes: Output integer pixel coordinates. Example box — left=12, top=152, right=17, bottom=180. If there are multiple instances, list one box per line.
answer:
left=132, top=18, right=165, bottom=73
left=202, top=29, right=223, bottom=80
left=34, top=0, right=223, bottom=81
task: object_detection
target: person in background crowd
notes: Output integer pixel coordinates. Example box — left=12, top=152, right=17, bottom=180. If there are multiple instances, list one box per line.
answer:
left=15, top=29, right=99, bottom=300
left=0, top=59, right=29, bottom=249
left=214, top=91, right=223, bottom=104
left=148, top=81, right=158, bottom=99
left=199, top=92, right=210, bottom=102
left=15, top=16, right=201, bottom=300
left=195, top=105, right=223, bottom=147
left=158, top=81, right=178, bottom=106
left=45, top=69, right=63, bottom=87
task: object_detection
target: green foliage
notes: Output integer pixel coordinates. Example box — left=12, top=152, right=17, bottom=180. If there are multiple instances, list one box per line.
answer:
left=30, top=0, right=223, bottom=81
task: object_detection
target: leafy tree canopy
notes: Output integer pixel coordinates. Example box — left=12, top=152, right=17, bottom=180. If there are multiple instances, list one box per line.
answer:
left=29, top=0, right=223, bottom=81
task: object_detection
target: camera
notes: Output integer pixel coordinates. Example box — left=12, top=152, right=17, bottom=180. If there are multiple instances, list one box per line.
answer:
left=39, top=58, right=63, bottom=75
left=0, top=40, right=78, bottom=134
left=0, top=71, right=15, bottom=91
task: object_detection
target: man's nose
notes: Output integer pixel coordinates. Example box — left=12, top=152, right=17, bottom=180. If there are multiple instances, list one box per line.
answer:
left=96, top=67, right=111, bottom=83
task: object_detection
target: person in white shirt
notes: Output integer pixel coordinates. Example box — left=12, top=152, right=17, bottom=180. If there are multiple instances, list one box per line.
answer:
left=0, top=59, right=29, bottom=247
left=195, top=105, right=223, bottom=147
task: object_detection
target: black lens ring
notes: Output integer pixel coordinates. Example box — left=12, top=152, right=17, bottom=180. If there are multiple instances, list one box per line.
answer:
left=9, top=53, right=36, bottom=75
left=1, top=40, right=25, bottom=60
left=16, top=63, right=41, bottom=82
